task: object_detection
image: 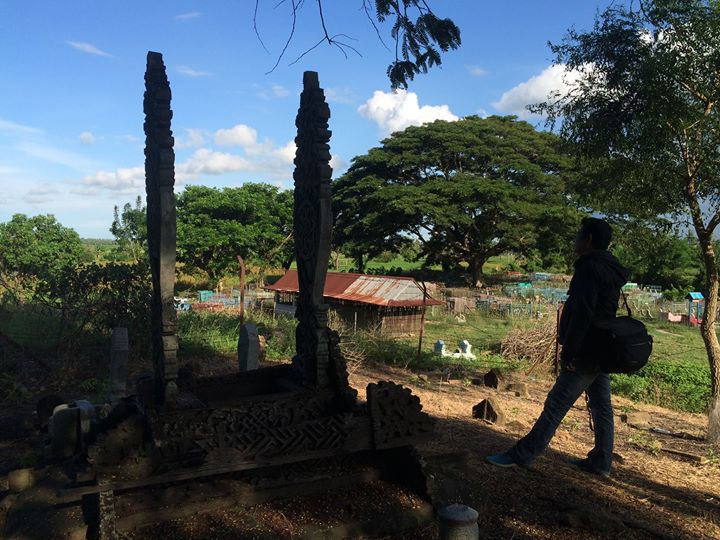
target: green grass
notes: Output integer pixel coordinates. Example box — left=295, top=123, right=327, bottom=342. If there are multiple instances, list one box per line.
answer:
left=483, top=254, right=520, bottom=274
left=177, top=308, right=296, bottom=362
left=365, top=256, right=428, bottom=272
left=643, top=320, right=708, bottom=365
left=609, top=319, right=712, bottom=413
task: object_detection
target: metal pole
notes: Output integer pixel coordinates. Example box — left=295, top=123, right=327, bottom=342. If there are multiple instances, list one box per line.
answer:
left=416, top=280, right=428, bottom=364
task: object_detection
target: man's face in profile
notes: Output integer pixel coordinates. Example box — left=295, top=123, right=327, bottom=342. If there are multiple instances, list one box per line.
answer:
left=574, top=227, right=593, bottom=256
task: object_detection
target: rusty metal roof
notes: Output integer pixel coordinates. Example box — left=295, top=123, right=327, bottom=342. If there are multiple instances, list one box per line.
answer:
left=266, top=270, right=444, bottom=307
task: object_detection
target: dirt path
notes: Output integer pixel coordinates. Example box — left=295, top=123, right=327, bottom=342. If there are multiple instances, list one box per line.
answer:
left=350, top=364, right=719, bottom=539
left=1, top=353, right=718, bottom=539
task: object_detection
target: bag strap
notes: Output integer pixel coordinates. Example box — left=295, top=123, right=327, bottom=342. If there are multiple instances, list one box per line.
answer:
left=621, top=291, right=632, bottom=317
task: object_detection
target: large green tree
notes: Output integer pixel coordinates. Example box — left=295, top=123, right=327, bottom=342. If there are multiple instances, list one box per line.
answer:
left=333, top=116, right=581, bottom=284
left=612, top=219, right=702, bottom=294
left=0, top=214, right=86, bottom=303
left=537, top=0, right=720, bottom=442
left=176, top=184, right=294, bottom=285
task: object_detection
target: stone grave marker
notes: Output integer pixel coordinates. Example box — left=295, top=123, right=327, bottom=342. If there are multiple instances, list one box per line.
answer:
left=238, top=323, right=260, bottom=371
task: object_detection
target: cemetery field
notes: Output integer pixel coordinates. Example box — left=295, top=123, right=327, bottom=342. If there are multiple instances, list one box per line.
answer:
left=173, top=308, right=713, bottom=415
left=0, top=305, right=713, bottom=415
left=0, top=307, right=718, bottom=538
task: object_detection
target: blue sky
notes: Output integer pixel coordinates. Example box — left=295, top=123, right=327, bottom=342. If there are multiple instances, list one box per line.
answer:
left=0, top=1, right=614, bottom=238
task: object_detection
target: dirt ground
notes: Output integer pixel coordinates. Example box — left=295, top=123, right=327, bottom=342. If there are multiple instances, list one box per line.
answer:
left=1, top=350, right=718, bottom=539
left=349, top=363, right=720, bottom=540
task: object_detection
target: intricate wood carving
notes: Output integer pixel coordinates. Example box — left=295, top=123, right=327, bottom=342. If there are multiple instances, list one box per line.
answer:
left=292, top=71, right=333, bottom=387
left=150, top=395, right=357, bottom=464
left=367, top=381, right=435, bottom=449
left=144, top=51, right=178, bottom=405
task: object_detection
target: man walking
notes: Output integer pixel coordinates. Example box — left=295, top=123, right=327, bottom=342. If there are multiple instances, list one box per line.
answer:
left=486, top=217, right=629, bottom=476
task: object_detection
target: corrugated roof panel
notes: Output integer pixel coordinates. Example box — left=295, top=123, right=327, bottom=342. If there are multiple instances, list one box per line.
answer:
left=266, top=270, right=443, bottom=307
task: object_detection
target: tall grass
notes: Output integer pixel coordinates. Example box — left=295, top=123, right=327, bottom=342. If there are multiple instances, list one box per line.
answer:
left=177, top=308, right=296, bottom=361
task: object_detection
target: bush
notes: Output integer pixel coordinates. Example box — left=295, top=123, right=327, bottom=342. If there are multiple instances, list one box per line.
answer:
left=611, top=361, right=711, bottom=413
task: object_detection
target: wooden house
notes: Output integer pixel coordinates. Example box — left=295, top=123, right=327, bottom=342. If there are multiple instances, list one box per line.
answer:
left=266, top=270, right=443, bottom=334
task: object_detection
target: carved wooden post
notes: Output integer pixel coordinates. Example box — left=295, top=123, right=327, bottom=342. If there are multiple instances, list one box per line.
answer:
left=292, top=71, right=333, bottom=387
left=144, top=51, right=178, bottom=405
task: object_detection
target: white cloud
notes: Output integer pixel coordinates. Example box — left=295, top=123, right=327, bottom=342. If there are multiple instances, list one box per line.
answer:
left=325, top=87, right=354, bottom=105
left=177, top=148, right=253, bottom=178
left=358, top=90, right=458, bottom=136
left=80, top=166, right=145, bottom=192
left=175, top=11, right=201, bottom=20
left=177, top=65, right=211, bottom=77
left=274, top=141, right=296, bottom=165
left=66, top=41, right=112, bottom=57
left=77, top=122, right=307, bottom=195
left=466, top=65, right=487, bottom=76
left=271, top=84, right=290, bottom=98
left=24, top=184, right=60, bottom=204
left=492, top=64, right=583, bottom=120
left=330, top=154, right=347, bottom=175
left=175, top=128, right=206, bottom=149
left=214, top=124, right=258, bottom=147
left=79, top=131, right=96, bottom=144
left=256, top=83, right=292, bottom=99
left=0, top=118, right=42, bottom=135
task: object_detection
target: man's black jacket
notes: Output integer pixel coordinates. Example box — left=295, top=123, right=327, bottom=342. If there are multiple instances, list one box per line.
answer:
left=558, top=250, right=630, bottom=370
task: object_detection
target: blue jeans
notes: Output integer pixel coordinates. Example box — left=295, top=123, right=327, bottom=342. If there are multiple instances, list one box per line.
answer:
left=508, top=369, right=614, bottom=472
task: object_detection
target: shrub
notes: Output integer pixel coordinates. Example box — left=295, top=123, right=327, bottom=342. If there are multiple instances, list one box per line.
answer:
left=611, top=361, right=711, bottom=413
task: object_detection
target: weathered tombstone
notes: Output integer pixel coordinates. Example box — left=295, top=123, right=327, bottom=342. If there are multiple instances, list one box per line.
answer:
left=144, top=51, right=178, bottom=405
left=483, top=368, right=504, bottom=389
left=238, top=323, right=260, bottom=371
left=8, top=469, right=35, bottom=493
left=109, top=327, right=129, bottom=401
left=48, top=405, right=78, bottom=459
left=438, top=504, right=479, bottom=540
left=434, top=340, right=445, bottom=355
left=506, top=381, right=529, bottom=398
left=472, top=397, right=505, bottom=425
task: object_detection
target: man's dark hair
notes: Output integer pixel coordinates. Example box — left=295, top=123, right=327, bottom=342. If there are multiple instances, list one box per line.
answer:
left=580, top=217, right=612, bottom=250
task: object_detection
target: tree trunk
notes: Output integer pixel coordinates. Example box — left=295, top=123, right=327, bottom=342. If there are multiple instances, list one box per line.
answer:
left=697, top=232, right=720, bottom=445
left=355, top=253, right=365, bottom=273
left=468, top=256, right=487, bottom=288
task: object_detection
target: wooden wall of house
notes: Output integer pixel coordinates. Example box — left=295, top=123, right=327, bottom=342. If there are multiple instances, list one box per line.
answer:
left=273, top=294, right=426, bottom=335
left=378, top=307, right=423, bottom=334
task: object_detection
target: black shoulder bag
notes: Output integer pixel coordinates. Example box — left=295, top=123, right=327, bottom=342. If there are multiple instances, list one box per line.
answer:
left=588, top=293, right=653, bottom=374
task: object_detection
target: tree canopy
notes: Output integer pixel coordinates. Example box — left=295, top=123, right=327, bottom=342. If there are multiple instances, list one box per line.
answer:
left=176, top=184, right=294, bottom=284
left=333, top=115, right=582, bottom=284
left=110, top=196, right=147, bottom=264
left=0, top=214, right=86, bottom=302
left=536, top=0, right=720, bottom=442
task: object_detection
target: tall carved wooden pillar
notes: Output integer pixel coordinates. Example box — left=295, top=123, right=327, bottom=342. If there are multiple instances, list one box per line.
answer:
left=144, top=51, right=178, bottom=405
left=292, top=72, right=333, bottom=387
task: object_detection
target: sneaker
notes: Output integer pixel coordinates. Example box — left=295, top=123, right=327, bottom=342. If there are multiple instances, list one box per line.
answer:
left=568, top=457, right=610, bottom=478
left=486, top=452, right=521, bottom=468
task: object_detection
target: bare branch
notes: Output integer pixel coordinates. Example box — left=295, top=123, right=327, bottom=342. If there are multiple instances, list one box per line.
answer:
left=265, top=0, right=298, bottom=75
left=361, top=0, right=390, bottom=52
left=253, top=0, right=271, bottom=54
